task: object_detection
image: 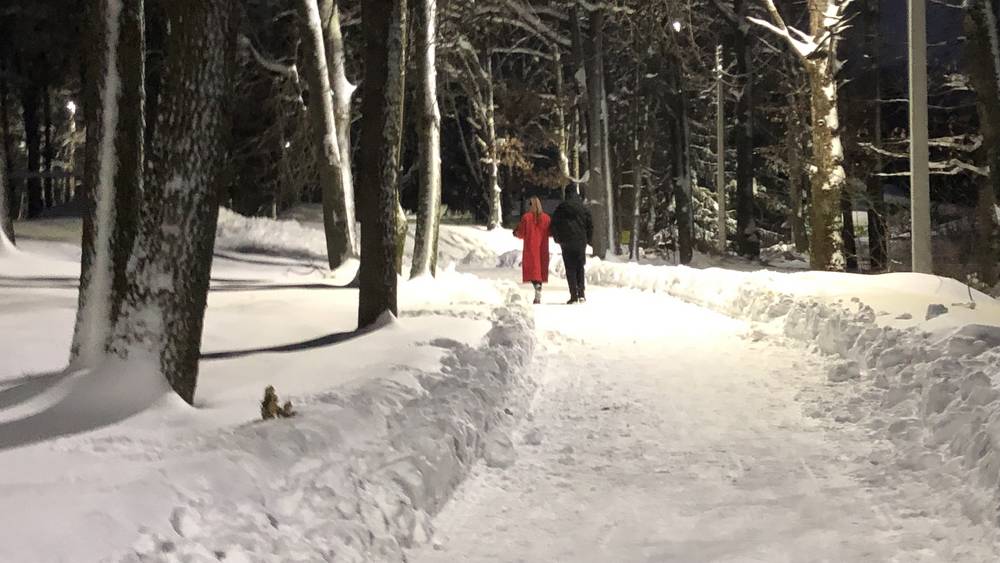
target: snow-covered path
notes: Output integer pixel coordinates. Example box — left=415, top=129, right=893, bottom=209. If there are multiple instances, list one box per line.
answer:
left=412, top=285, right=996, bottom=562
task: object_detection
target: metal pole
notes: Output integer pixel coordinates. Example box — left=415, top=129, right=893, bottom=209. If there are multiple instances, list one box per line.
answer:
left=909, top=0, right=932, bottom=273
left=716, top=45, right=726, bottom=254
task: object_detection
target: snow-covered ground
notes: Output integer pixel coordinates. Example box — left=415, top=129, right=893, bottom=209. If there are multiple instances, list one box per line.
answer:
left=411, top=284, right=1000, bottom=562
left=4, top=209, right=1000, bottom=561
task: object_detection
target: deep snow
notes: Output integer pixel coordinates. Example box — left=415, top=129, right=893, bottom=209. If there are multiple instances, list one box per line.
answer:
left=4, top=209, right=1000, bottom=561
left=412, top=284, right=1000, bottom=562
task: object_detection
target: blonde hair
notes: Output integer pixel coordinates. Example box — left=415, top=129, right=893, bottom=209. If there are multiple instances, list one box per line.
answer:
left=528, top=196, right=543, bottom=218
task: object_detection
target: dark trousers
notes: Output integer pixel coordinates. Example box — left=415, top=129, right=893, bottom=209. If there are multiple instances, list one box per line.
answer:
left=561, top=245, right=587, bottom=299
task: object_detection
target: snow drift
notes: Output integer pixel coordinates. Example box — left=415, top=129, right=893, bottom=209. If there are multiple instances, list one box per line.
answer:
left=110, top=297, right=535, bottom=562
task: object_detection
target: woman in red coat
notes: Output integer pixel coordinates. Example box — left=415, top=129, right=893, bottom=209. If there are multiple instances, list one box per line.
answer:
left=514, top=196, right=551, bottom=304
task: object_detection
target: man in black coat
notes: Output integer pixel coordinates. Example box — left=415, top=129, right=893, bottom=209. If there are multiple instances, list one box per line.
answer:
left=550, top=190, right=593, bottom=304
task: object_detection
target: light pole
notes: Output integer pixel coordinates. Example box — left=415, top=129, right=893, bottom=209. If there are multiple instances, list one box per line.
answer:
left=909, top=0, right=932, bottom=273
left=716, top=45, right=726, bottom=254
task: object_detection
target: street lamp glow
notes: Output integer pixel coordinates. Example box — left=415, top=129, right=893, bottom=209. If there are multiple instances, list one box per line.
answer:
left=672, top=21, right=682, bottom=33
left=66, top=100, right=77, bottom=115
left=284, top=141, right=291, bottom=149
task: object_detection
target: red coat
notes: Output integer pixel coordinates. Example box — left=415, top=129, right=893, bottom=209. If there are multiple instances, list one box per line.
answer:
left=515, top=212, right=551, bottom=283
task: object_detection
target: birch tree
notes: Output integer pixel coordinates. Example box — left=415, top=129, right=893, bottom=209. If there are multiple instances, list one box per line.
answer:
left=319, top=0, right=356, bottom=255
left=111, top=0, right=237, bottom=404
left=751, top=0, right=851, bottom=271
left=298, top=0, right=356, bottom=269
left=359, top=0, right=406, bottom=327
left=411, top=0, right=443, bottom=278
left=71, top=0, right=144, bottom=367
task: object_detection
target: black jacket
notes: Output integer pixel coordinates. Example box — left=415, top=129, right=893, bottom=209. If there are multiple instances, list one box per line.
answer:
left=551, top=198, right=593, bottom=250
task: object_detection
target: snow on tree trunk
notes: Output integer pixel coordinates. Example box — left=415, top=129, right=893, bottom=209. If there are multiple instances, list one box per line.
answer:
left=553, top=46, right=570, bottom=199
left=110, top=0, right=237, bottom=404
left=392, top=6, right=409, bottom=275
left=319, top=0, right=358, bottom=257
left=485, top=51, right=503, bottom=230
left=965, top=0, right=1000, bottom=285
left=805, top=57, right=846, bottom=271
left=751, top=0, right=849, bottom=271
left=71, top=0, right=143, bottom=367
left=358, top=0, right=405, bottom=328
left=411, top=0, right=442, bottom=279
left=298, top=0, right=354, bottom=270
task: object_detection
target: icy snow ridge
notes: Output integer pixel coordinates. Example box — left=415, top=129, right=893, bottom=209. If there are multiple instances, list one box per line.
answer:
left=113, top=296, right=535, bottom=562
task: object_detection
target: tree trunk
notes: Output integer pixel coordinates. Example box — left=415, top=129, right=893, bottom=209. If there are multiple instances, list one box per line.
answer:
left=733, top=0, right=759, bottom=258
left=0, top=53, right=12, bottom=243
left=786, top=115, right=809, bottom=252
left=965, top=0, right=1000, bottom=286
left=671, top=59, right=694, bottom=265
left=553, top=46, right=570, bottom=197
left=411, top=0, right=441, bottom=278
left=570, top=7, right=587, bottom=195
left=629, top=92, right=646, bottom=262
left=584, top=9, right=611, bottom=257
left=111, top=0, right=237, bottom=404
left=0, top=54, right=15, bottom=223
left=866, top=0, right=887, bottom=272
left=21, top=81, right=43, bottom=219
left=841, top=186, right=858, bottom=271
left=358, top=0, right=405, bottom=327
left=0, top=135, right=11, bottom=245
left=144, top=0, right=166, bottom=167
left=805, top=52, right=846, bottom=270
left=43, top=82, right=54, bottom=209
left=298, top=0, right=355, bottom=269
left=600, top=47, right=616, bottom=255
left=484, top=50, right=502, bottom=229
left=71, top=0, right=144, bottom=367
left=319, top=0, right=358, bottom=256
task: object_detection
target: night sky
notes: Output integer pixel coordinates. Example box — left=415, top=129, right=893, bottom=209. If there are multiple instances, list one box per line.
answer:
left=880, top=0, right=964, bottom=68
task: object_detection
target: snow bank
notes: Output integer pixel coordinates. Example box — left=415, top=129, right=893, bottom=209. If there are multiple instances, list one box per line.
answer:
left=110, top=296, right=535, bottom=562
left=216, top=207, right=520, bottom=270
left=553, top=257, right=1000, bottom=528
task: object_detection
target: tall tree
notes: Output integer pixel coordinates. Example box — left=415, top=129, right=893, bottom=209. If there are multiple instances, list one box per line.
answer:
left=669, top=54, right=694, bottom=264
left=0, top=53, right=14, bottom=223
left=21, top=78, right=43, bottom=218
left=358, top=0, right=406, bottom=327
left=111, top=0, right=237, bottom=404
left=298, top=0, right=356, bottom=269
left=71, top=0, right=144, bottom=367
left=43, top=79, right=54, bottom=209
left=583, top=8, right=613, bottom=258
left=964, top=0, right=1000, bottom=286
left=319, top=0, right=357, bottom=255
left=714, top=0, right=760, bottom=258
left=752, top=0, right=851, bottom=271
left=411, top=0, right=442, bottom=278
left=0, top=133, right=11, bottom=245
left=863, top=0, right=887, bottom=272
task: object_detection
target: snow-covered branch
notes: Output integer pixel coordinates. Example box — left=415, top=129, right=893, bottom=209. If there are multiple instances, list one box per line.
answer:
left=239, top=35, right=298, bottom=80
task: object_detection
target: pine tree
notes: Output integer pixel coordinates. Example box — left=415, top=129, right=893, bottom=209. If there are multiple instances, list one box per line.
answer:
left=111, top=0, right=237, bottom=404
